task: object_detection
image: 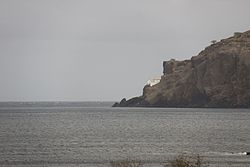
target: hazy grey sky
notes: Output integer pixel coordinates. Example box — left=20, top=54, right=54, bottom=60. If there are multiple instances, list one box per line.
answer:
left=0, top=0, right=250, bottom=101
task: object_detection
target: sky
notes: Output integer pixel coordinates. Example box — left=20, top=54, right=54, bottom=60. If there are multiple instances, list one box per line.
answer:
left=0, top=0, right=250, bottom=101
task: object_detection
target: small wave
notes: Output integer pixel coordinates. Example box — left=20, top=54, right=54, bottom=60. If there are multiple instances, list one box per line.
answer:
left=206, top=151, right=249, bottom=156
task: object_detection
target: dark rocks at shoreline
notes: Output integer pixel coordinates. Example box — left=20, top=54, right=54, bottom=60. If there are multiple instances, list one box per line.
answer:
left=114, top=30, right=250, bottom=108
left=112, top=97, right=148, bottom=107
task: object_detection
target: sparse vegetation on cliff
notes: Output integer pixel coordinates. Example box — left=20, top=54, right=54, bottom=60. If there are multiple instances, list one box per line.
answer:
left=166, top=154, right=208, bottom=167
left=110, top=159, right=143, bottom=167
left=110, top=154, right=208, bottom=167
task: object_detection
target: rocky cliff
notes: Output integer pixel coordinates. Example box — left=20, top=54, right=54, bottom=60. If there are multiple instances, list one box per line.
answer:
left=113, top=30, right=250, bottom=108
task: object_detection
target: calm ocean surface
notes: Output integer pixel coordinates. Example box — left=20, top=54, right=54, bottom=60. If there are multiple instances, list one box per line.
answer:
left=0, top=102, right=249, bottom=167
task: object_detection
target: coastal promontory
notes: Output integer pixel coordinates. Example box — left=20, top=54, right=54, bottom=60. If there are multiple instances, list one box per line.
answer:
left=114, top=30, right=250, bottom=108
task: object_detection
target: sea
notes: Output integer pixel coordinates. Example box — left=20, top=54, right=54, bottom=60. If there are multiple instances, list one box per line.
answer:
left=0, top=102, right=249, bottom=167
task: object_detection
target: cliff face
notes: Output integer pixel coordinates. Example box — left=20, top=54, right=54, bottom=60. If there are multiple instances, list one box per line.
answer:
left=113, top=30, right=250, bottom=108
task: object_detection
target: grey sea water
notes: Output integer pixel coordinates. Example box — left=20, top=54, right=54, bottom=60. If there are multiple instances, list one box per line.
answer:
left=0, top=102, right=249, bottom=167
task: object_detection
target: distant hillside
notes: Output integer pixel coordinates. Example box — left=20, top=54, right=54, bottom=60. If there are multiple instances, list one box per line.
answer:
left=114, top=30, right=250, bottom=108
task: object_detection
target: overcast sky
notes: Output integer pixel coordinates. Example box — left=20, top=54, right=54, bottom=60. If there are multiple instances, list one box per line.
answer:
left=0, top=0, right=250, bottom=101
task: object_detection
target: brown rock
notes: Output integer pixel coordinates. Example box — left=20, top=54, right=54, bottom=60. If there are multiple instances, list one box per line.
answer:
left=114, top=30, right=250, bottom=108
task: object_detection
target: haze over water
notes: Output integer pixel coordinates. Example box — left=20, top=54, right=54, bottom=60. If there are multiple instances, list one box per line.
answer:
left=0, top=102, right=249, bottom=167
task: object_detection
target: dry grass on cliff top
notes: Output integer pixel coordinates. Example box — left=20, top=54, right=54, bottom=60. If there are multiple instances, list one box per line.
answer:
left=110, top=159, right=143, bottom=167
left=166, top=154, right=208, bottom=167
left=110, top=154, right=208, bottom=167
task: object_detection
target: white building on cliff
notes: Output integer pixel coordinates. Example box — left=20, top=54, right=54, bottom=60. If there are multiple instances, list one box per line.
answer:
left=146, top=76, right=161, bottom=86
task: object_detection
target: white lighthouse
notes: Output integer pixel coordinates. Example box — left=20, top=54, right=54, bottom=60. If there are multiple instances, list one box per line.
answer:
left=146, top=76, right=161, bottom=86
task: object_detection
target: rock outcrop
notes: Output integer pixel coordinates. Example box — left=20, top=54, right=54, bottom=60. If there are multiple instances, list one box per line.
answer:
left=113, top=30, right=250, bottom=108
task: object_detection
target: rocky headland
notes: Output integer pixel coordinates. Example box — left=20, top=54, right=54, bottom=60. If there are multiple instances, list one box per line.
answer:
left=113, top=30, right=250, bottom=108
